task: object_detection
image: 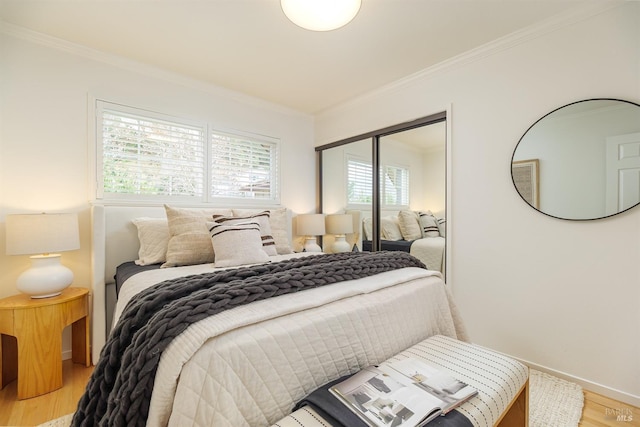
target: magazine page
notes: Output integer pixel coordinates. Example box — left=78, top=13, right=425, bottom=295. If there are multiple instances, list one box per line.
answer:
left=384, top=358, right=477, bottom=414
left=330, top=366, right=443, bottom=427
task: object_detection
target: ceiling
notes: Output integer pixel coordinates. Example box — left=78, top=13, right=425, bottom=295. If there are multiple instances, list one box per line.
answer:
left=0, top=0, right=611, bottom=115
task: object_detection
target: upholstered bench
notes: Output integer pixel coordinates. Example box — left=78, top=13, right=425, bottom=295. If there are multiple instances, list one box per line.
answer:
left=271, top=335, right=529, bottom=427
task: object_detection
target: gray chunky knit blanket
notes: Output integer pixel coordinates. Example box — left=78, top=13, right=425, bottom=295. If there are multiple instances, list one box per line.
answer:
left=72, top=251, right=425, bottom=427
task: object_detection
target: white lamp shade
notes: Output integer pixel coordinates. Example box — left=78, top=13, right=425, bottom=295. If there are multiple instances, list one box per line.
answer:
left=281, top=0, right=361, bottom=31
left=325, top=214, right=354, bottom=235
left=296, top=214, right=325, bottom=236
left=6, top=213, right=80, bottom=255
left=297, top=214, right=325, bottom=252
left=6, top=213, right=79, bottom=298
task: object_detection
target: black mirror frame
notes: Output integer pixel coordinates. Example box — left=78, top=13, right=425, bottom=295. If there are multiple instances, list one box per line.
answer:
left=511, top=98, right=640, bottom=221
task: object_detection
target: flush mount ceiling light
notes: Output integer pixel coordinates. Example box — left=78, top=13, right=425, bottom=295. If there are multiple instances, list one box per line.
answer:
left=281, top=0, right=362, bottom=31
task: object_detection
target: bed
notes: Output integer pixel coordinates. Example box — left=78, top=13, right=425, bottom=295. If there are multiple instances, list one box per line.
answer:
left=78, top=203, right=470, bottom=427
left=361, top=210, right=446, bottom=273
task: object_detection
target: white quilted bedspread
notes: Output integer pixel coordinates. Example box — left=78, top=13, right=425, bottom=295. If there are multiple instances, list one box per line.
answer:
left=114, top=256, right=466, bottom=427
left=410, top=236, right=445, bottom=272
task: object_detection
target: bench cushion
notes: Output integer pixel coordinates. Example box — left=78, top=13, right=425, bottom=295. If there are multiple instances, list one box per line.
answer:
left=272, top=335, right=529, bottom=427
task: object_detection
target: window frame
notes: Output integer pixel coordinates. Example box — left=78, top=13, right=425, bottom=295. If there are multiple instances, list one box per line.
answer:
left=94, top=100, right=281, bottom=206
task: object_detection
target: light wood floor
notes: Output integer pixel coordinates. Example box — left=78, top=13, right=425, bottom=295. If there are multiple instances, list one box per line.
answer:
left=0, top=361, right=638, bottom=426
left=0, top=360, right=93, bottom=426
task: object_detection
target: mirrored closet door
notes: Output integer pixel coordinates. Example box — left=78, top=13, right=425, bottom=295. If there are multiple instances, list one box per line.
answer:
left=317, top=111, right=448, bottom=278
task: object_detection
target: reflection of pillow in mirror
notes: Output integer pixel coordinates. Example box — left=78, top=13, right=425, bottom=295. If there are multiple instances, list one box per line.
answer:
left=398, top=210, right=422, bottom=240
left=132, top=217, right=169, bottom=265
left=212, top=211, right=277, bottom=256
left=208, top=221, right=270, bottom=268
left=363, top=217, right=373, bottom=240
left=163, top=205, right=232, bottom=268
left=381, top=216, right=403, bottom=241
left=437, top=217, right=446, bottom=237
left=418, top=211, right=440, bottom=238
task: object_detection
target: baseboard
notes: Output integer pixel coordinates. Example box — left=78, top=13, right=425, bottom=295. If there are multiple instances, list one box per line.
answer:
left=62, top=349, right=72, bottom=361
left=518, top=358, right=640, bottom=408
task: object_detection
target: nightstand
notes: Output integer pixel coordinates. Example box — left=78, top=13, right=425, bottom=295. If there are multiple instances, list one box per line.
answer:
left=0, top=287, right=91, bottom=399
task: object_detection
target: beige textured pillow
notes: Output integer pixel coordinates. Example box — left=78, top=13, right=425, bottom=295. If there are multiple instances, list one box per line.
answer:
left=162, top=205, right=233, bottom=268
left=132, top=217, right=169, bottom=265
left=398, top=210, right=422, bottom=240
left=212, top=211, right=277, bottom=256
left=233, top=208, right=293, bottom=254
left=207, top=221, right=270, bottom=268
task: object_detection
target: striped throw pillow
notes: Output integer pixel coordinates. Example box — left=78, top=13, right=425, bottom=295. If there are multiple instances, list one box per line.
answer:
left=208, top=221, right=270, bottom=268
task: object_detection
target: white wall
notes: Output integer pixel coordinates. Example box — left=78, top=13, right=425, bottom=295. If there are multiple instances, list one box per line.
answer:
left=315, top=3, right=640, bottom=406
left=0, top=30, right=317, bottom=301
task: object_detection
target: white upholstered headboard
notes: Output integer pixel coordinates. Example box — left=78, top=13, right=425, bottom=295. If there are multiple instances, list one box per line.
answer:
left=90, top=203, right=293, bottom=362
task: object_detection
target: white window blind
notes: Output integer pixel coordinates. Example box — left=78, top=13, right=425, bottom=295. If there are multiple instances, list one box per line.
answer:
left=347, top=158, right=409, bottom=207
left=347, top=158, right=373, bottom=204
left=99, top=105, right=205, bottom=198
left=210, top=131, right=279, bottom=201
left=96, top=101, right=280, bottom=204
left=382, top=165, right=409, bottom=206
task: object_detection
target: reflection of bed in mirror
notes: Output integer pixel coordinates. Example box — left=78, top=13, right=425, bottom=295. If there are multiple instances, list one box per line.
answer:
left=360, top=210, right=446, bottom=272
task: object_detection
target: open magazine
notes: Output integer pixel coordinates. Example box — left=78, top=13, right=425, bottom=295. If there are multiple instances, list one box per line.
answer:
left=329, top=358, right=477, bottom=427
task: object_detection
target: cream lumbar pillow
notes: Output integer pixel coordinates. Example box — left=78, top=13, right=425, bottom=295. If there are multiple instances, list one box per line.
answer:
left=398, top=210, right=422, bottom=240
left=212, top=211, right=277, bottom=256
left=162, top=205, right=232, bottom=268
left=380, top=216, right=403, bottom=241
left=208, top=221, right=270, bottom=268
left=132, top=217, right=170, bottom=265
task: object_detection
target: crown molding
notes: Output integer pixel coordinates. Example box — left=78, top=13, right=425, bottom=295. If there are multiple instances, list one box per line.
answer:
left=316, top=1, right=626, bottom=117
left=0, top=20, right=311, bottom=119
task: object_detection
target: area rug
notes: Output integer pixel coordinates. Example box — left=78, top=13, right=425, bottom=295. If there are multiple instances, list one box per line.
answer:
left=529, top=369, right=584, bottom=427
left=37, top=369, right=584, bottom=427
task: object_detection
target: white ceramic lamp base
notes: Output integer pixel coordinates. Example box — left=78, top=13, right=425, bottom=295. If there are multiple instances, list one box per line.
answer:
left=303, top=237, right=322, bottom=252
left=331, top=235, right=351, bottom=253
left=16, top=254, right=74, bottom=298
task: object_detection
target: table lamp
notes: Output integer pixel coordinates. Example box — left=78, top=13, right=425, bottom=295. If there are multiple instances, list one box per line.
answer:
left=6, top=213, right=80, bottom=298
left=296, top=214, right=325, bottom=252
left=325, top=214, right=354, bottom=253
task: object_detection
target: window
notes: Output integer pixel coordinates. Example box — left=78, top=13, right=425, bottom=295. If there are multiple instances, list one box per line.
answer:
left=347, top=157, right=409, bottom=207
left=210, top=131, right=278, bottom=201
left=96, top=101, right=280, bottom=204
left=382, top=164, right=409, bottom=206
left=347, top=158, right=373, bottom=204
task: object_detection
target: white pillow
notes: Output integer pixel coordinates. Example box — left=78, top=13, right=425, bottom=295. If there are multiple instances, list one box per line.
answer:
left=132, top=218, right=169, bottom=265
left=398, top=210, right=422, bottom=240
left=212, top=211, right=277, bottom=256
left=418, top=211, right=440, bottom=238
left=380, top=216, right=403, bottom=241
left=208, top=221, right=270, bottom=268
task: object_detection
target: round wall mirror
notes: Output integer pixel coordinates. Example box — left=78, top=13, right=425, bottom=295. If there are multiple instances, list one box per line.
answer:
left=511, top=98, right=640, bottom=220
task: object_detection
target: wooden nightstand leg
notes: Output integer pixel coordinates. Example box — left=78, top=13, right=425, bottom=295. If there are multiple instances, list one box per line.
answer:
left=1, top=334, right=18, bottom=389
left=15, top=307, right=64, bottom=399
left=71, top=316, right=90, bottom=367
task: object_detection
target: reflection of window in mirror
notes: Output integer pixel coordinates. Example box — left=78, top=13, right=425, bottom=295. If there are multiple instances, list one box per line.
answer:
left=380, top=123, right=446, bottom=216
